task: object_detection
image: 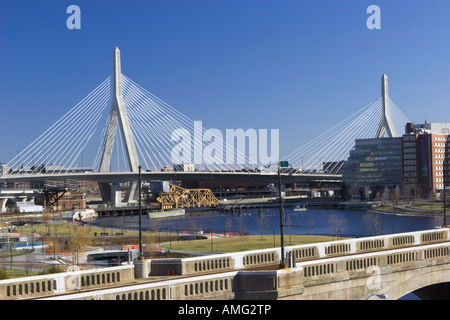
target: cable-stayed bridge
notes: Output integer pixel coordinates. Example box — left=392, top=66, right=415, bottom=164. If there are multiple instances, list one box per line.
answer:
left=0, top=47, right=409, bottom=203
left=285, top=74, right=408, bottom=172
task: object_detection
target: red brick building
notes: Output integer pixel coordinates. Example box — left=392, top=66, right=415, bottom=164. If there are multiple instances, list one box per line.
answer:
left=403, top=122, right=450, bottom=198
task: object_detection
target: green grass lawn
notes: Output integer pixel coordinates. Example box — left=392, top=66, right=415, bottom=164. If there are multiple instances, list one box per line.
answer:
left=164, top=234, right=340, bottom=253
left=6, top=221, right=150, bottom=238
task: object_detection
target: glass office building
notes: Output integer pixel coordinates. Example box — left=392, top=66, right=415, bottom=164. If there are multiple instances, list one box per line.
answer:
left=343, top=137, right=403, bottom=189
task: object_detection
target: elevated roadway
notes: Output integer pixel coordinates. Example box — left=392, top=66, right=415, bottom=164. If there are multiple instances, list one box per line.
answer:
left=0, top=171, right=342, bottom=185
left=0, top=188, right=35, bottom=211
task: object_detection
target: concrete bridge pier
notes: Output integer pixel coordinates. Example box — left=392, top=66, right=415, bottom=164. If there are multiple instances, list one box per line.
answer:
left=99, top=182, right=123, bottom=207
left=0, top=197, right=8, bottom=212
left=134, top=258, right=149, bottom=279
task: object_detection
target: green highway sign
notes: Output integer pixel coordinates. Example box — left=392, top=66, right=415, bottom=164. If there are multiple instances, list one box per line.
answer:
left=279, top=161, right=289, bottom=168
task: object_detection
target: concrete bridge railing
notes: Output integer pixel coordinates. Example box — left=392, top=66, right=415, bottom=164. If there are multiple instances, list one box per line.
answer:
left=1, top=228, right=449, bottom=300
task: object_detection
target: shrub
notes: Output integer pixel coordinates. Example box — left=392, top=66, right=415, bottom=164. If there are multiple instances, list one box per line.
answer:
left=0, top=269, right=9, bottom=280
left=40, top=265, right=65, bottom=275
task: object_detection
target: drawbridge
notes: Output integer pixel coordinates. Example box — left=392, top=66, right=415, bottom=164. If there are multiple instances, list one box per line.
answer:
left=156, top=184, right=219, bottom=210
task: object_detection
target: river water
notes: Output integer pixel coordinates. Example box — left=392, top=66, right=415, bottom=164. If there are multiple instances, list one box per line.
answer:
left=89, top=207, right=444, bottom=238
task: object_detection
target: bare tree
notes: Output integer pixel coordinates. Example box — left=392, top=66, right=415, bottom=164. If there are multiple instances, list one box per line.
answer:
left=328, top=214, right=347, bottom=239
left=308, top=217, right=315, bottom=235
left=402, top=184, right=413, bottom=202
left=286, top=214, right=293, bottom=245
left=361, top=211, right=384, bottom=236
left=347, top=184, right=359, bottom=200
left=381, top=186, right=390, bottom=205
left=238, top=216, right=247, bottom=250
left=391, top=185, right=401, bottom=206
left=225, top=218, right=233, bottom=235
left=188, top=221, right=198, bottom=238
left=257, top=211, right=267, bottom=240
left=364, top=186, right=371, bottom=202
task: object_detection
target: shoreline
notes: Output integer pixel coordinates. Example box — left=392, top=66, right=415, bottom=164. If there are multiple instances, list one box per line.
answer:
left=369, top=208, right=445, bottom=218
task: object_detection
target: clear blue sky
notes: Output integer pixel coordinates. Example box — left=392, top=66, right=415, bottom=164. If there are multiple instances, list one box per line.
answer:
left=1, top=0, right=450, bottom=163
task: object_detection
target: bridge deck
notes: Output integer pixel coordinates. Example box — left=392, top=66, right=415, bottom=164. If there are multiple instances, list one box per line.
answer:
left=0, top=171, right=342, bottom=184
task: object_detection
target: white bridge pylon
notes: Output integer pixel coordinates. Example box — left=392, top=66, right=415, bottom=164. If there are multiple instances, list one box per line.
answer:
left=376, top=74, right=397, bottom=138
left=98, top=47, right=140, bottom=202
left=282, top=73, right=408, bottom=174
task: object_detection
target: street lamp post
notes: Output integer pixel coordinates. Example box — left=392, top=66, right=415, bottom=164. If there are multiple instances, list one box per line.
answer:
left=138, top=165, right=143, bottom=258
left=278, top=161, right=289, bottom=268
left=134, top=170, right=149, bottom=279
left=444, top=167, right=448, bottom=228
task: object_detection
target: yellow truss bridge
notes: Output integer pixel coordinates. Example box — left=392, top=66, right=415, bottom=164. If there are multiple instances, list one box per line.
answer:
left=156, top=184, right=219, bottom=210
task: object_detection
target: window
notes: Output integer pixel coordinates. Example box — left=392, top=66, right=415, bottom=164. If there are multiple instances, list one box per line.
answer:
left=403, top=148, right=416, bottom=153
left=404, top=172, right=416, bottom=177
left=404, top=142, right=416, bottom=147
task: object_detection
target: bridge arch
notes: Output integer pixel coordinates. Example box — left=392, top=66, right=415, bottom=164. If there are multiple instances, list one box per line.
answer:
left=382, top=268, right=450, bottom=300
